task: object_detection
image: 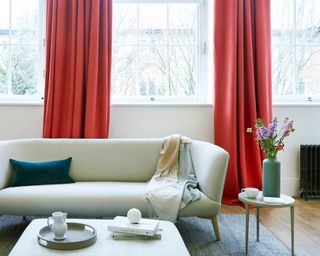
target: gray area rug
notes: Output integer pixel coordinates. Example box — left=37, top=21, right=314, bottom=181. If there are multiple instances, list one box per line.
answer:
left=176, top=215, right=290, bottom=255
left=0, top=214, right=290, bottom=256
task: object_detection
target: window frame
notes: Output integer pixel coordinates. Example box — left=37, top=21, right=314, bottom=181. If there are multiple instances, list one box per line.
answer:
left=111, top=0, right=209, bottom=104
left=0, top=0, right=45, bottom=103
left=272, top=0, right=320, bottom=104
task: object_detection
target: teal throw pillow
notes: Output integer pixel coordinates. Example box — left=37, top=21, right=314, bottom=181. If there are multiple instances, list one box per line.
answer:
left=10, top=157, right=75, bottom=187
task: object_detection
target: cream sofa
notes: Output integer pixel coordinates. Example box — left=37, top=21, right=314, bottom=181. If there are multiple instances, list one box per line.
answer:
left=0, top=138, right=229, bottom=240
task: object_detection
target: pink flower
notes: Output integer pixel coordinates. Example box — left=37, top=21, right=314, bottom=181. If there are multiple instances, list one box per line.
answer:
left=277, top=144, right=284, bottom=150
left=249, top=117, right=294, bottom=158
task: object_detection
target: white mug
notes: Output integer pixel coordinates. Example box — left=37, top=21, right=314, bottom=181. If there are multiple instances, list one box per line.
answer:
left=241, top=188, right=259, bottom=198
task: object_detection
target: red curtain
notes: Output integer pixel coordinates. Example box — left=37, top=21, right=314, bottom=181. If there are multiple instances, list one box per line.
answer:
left=43, top=0, right=112, bottom=138
left=213, top=0, right=272, bottom=203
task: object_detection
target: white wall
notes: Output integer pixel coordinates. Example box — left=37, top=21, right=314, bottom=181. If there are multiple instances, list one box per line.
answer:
left=273, top=105, right=320, bottom=196
left=109, top=105, right=213, bottom=142
left=0, top=103, right=316, bottom=196
left=0, top=105, right=43, bottom=140
left=0, top=104, right=213, bottom=141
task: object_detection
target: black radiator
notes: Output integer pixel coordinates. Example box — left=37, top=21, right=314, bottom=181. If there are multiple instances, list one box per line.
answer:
left=300, top=145, right=320, bottom=200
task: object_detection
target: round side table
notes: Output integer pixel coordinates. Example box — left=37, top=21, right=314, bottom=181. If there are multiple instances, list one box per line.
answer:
left=238, top=192, right=295, bottom=256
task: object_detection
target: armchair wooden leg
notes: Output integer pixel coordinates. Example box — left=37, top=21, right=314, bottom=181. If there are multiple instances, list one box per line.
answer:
left=211, top=215, right=220, bottom=241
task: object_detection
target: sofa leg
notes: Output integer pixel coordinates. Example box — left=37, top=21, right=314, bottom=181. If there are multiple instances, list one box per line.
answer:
left=211, top=215, right=220, bottom=241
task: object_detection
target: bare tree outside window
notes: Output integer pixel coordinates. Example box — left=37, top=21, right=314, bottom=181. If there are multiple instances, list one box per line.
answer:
left=112, top=2, right=198, bottom=100
left=0, top=0, right=41, bottom=98
left=271, top=0, right=320, bottom=98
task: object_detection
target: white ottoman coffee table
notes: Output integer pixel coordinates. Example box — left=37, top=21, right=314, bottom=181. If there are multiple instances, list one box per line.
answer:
left=9, top=219, right=190, bottom=256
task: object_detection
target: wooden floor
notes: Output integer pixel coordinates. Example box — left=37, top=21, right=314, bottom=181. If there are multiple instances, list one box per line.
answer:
left=221, top=198, right=320, bottom=256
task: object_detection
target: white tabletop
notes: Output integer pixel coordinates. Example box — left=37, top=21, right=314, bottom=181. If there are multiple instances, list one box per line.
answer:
left=9, top=219, right=190, bottom=256
left=238, top=192, right=295, bottom=208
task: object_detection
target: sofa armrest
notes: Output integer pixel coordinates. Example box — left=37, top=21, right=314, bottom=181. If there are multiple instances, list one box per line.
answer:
left=0, top=140, right=14, bottom=190
left=191, top=141, right=229, bottom=202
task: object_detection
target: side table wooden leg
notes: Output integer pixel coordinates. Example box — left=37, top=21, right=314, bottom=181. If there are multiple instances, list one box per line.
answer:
left=245, top=203, right=250, bottom=255
left=256, top=206, right=260, bottom=242
left=291, top=205, right=295, bottom=256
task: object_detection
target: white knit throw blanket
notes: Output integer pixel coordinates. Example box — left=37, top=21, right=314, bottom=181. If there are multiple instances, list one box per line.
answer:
left=145, top=135, right=192, bottom=222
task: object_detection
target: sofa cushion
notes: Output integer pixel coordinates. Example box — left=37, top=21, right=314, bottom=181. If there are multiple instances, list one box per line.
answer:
left=0, top=182, right=218, bottom=217
left=10, top=158, right=74, bottom=187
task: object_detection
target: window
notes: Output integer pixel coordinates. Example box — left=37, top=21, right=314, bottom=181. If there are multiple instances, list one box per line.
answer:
left=112, top=0, right=208, bottom=103
left=271, top=0, right=320, bottom=102
left=0, top=0, right=44, bottom=102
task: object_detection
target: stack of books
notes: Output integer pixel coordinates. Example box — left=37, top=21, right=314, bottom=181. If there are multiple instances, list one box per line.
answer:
left=107, top=216, right=162, bottom=240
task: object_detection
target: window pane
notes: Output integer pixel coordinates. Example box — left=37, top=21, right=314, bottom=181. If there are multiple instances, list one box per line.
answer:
left=111, top=2, right=200, bottom=100
left=12, top=0, right=39, bottom=44
left=138, top=46, right=166, bottom=96
left=168, top=4, right=197, bottom=45
left=271, top=0, right=294, bottom=44
left=112, top=46, right=136, bottom=96
left=169, top=46, right=196, bottom=96
left=139, top=4, right=167, bottom=45
left=0, top=0, right=9, bottom=44
left=296, top=46, right=320, bottom=95
left=272, top=46, right=294, bottom=95
left=113, top=4, right=137, bottom=45
left=11, top=46, right=38, bottom=95
left=296, top=0, right=320, bottom=44
left=0, top=46, right=9, bottom=95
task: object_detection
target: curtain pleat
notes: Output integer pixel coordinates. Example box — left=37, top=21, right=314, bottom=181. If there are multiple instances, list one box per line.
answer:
left=213, top=0, right=272, bottom=203
left=43, top=0, right=112, bottom=138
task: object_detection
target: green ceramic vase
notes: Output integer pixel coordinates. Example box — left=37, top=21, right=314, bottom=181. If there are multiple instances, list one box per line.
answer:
left=262, top=158, right=280, bottom=197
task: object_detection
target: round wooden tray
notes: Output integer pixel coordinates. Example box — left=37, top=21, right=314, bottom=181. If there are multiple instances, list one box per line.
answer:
left=38, top=222, right=97, bottom=250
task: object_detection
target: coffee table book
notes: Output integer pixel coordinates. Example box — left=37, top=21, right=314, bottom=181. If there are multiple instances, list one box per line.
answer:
left=112, top=230, right=162, bottom=240
left=263, top=196, right=285, bottom=204
left=107, top=216, right=159, bottom=236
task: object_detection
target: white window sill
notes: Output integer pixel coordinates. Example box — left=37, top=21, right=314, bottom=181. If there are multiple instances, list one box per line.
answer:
left=111, top=102, right=213, bottom=107
left=0, top=101, right=44, bottom=106
left=273, top=101, right=320, bottom=107
left=0, top=100, right=213, bottom=107
left=3, top=100, right=320, bottom=108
